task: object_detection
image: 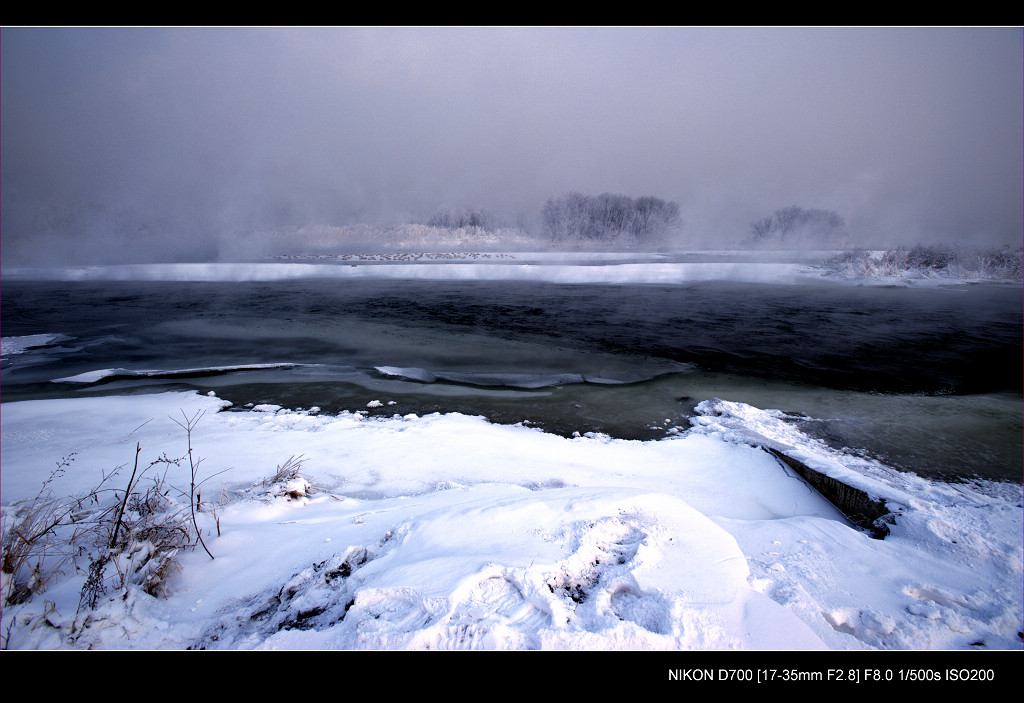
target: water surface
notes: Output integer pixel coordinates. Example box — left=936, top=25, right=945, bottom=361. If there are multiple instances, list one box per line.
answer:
left=2, top=278, right=1020, bottom=482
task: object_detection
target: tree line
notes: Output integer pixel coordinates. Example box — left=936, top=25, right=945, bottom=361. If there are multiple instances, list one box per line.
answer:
left=421, top=193, right=682, bottom=247
left=422, top=199, right=849, bottom=249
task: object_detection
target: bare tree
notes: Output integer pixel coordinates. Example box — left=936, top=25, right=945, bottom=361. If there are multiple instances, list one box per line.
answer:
left=750, top=206, right=846, bottom=245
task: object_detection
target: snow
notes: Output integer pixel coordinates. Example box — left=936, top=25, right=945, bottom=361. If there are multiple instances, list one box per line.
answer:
left=0, top=333, right=70, bottom=357
left=0, top=258, right=822, bottom=286
left=6, top=249, right=1016, bottom=288
left=50, top=363, right=300, bottom=384
left=2, top=389, right=1020, bottom=651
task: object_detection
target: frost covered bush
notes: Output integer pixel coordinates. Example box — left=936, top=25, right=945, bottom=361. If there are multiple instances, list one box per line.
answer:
left=233, top=220, right=541, bottom=258
left=822, top=244, right=1023, bottom=281
left=384, top=223, right=532, bottom=250
left=971, top=245, right=1023, bottom=279
left=821, top=249, right=874, bottom=278
left=905, top=243, right=957, bottom=270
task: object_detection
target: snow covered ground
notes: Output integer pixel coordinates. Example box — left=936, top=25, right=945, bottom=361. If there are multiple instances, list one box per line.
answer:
left=1, top=389, right=1020, bottom=651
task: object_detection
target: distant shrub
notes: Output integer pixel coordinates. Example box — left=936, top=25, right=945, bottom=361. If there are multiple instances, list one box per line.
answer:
left=751, top=206, right=847, bottom=246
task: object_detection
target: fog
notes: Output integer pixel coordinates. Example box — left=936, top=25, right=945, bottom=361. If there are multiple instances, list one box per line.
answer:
left=2, top=27, right=1021, bottom=264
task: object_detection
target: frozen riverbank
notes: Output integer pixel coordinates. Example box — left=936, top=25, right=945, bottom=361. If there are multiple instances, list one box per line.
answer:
left=2, top=390, right=1020, bottom=651
left=0, top=258, right=820, bottom=286
left=6, top=248, right=1019, bottom=288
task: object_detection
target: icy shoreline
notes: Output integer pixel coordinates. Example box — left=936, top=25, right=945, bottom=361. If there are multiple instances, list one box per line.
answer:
left=2, top=390, right=1020, bottom=650
left=4, top=249, right=1019, bottom=287
left=0, top=259, right=822, bottom=286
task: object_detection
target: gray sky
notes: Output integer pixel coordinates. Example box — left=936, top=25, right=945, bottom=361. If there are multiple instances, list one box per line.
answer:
left=2, top=26, right=1021, bottom=263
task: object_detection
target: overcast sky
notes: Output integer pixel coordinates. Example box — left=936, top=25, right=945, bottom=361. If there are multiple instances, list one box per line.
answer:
left=2, top=26, right=1021, bottom=263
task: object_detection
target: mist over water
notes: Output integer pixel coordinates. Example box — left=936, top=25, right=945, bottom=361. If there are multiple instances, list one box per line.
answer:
left=2, top=27, right=1022, bottom=265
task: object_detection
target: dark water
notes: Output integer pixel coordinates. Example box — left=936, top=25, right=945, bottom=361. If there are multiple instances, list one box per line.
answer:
left=2, top=278, right=1021, bottom=482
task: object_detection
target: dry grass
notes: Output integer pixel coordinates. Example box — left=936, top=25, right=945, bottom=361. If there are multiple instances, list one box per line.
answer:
left=76, top=464, right=197, bottom=612
left=2, top=411, right=226, bottom=638
left=2, top=455, right=92, bottom=606
left=267, top=455, right=310, bottom=497
left=0, top=412, right=324, bottom=648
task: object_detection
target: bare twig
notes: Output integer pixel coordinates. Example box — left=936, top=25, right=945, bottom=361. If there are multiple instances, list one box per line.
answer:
left=123, top=418, right=153, bottom=441
left=170, top=410, right=214, bottom=560
left=109, top=443, right=142, bottom=549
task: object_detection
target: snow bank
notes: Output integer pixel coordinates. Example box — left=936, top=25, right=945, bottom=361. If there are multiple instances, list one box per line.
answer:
left=690, top=399, right=1023, bottom=649
left=2, top=390, right=1020, bottom=651
left=7, top=249, right=1019, bottom=288
left=1, top=260, right=821, bottom=286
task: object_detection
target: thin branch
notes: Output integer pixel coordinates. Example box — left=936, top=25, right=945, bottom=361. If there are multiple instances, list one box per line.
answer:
left=108, top=443, right=142, bottom=549
left=172, top=410, right=214, bottom=560
left=123, top=418, right=153, bottom=441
